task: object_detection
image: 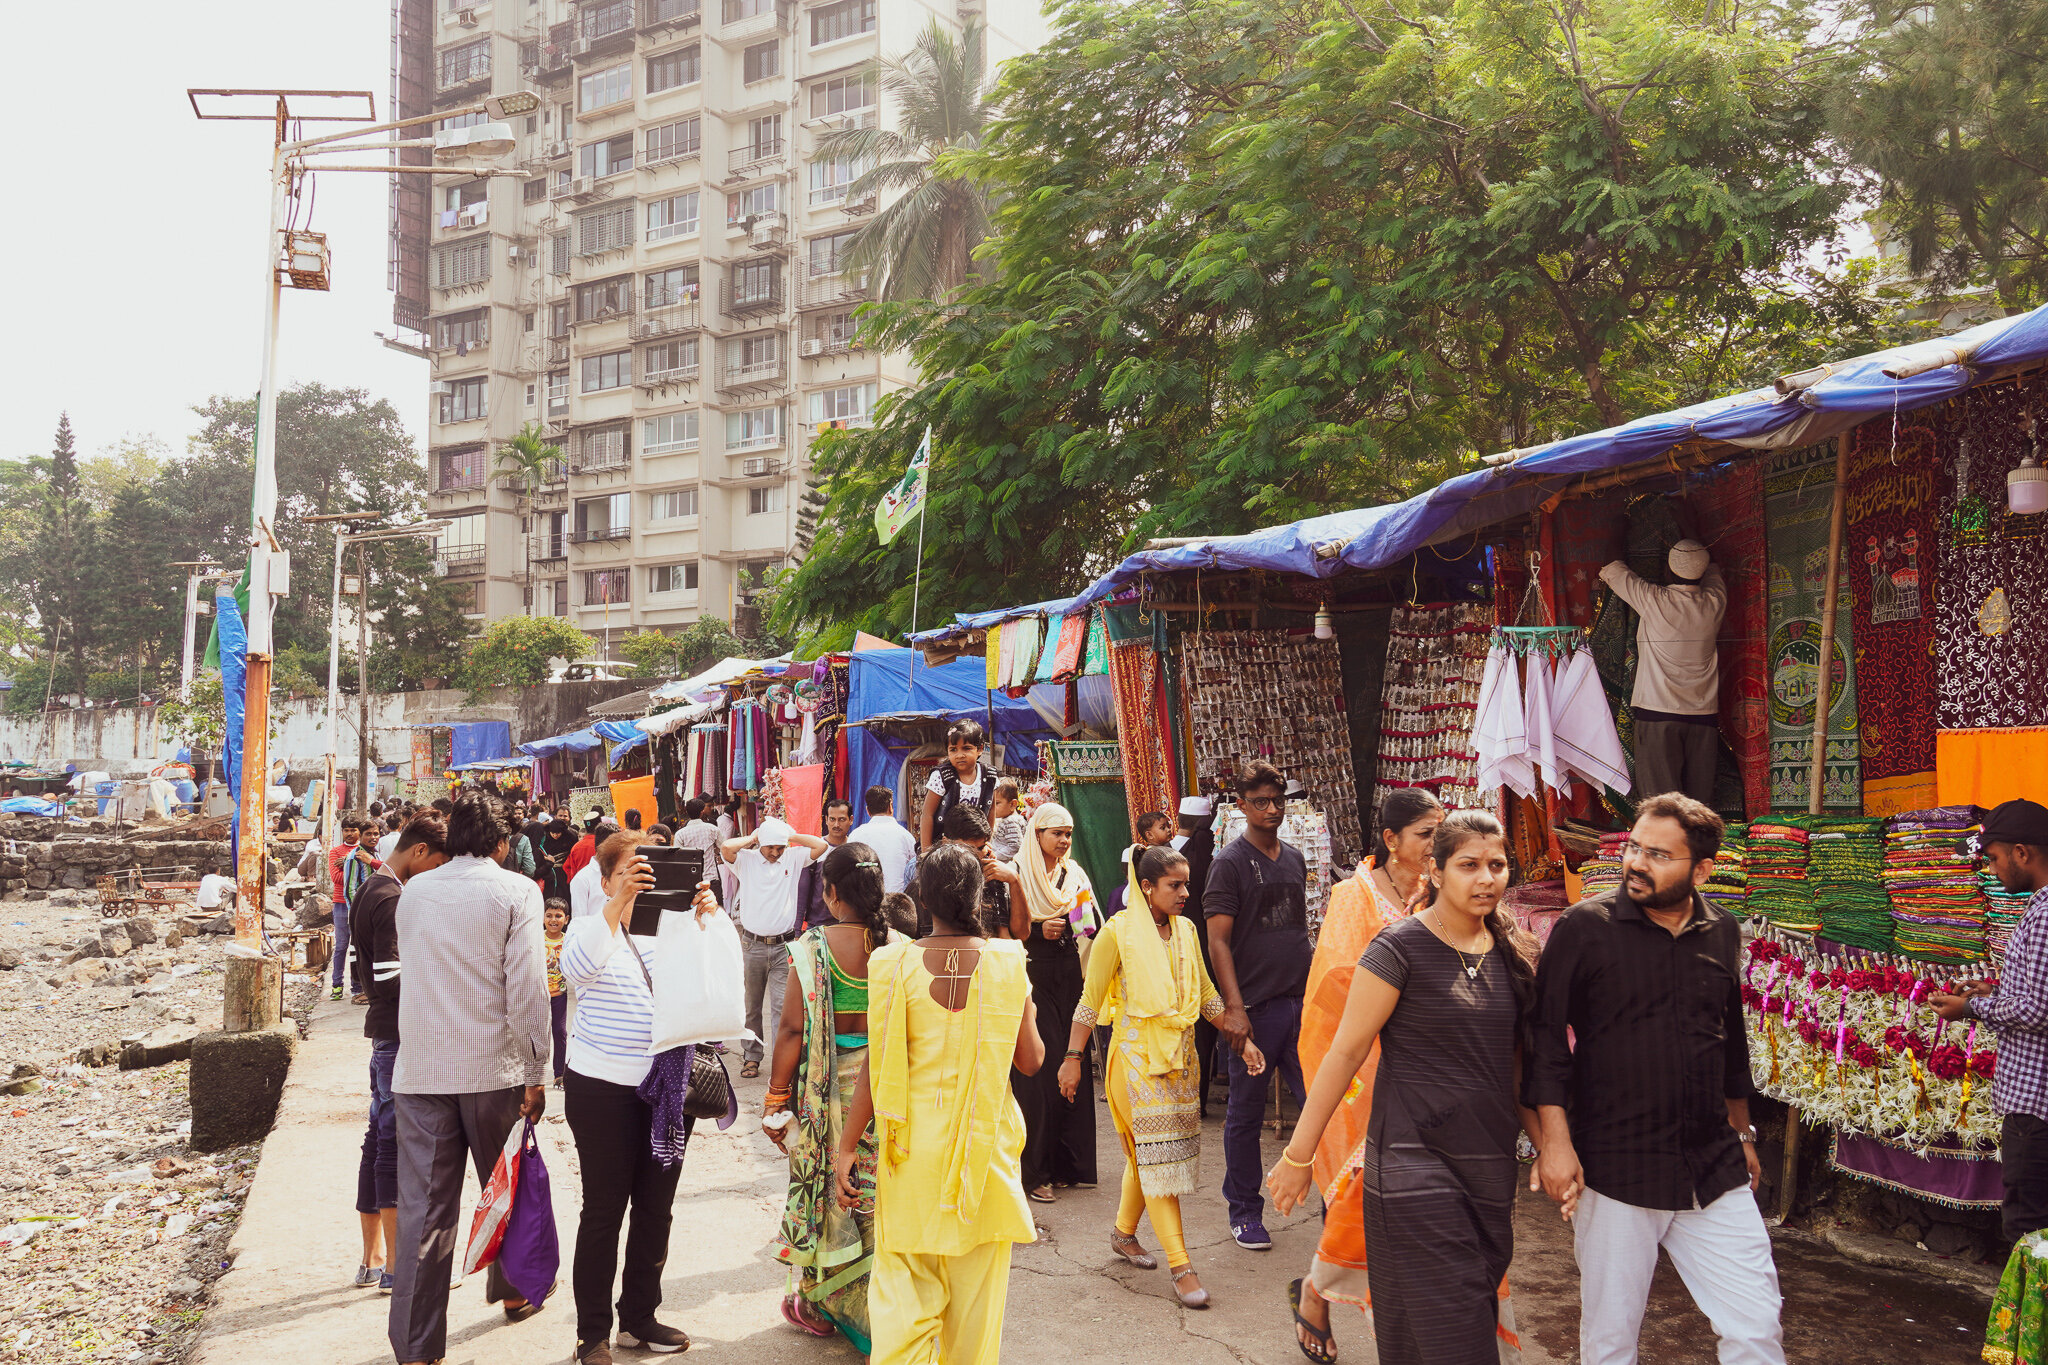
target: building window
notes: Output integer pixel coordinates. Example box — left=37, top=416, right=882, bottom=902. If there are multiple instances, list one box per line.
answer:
left=726, top=406, right=781, bottom=451
left=645, top=266, right=700, bottom=308
left=431, top=308, right=490, bottom=350
left=576, top=204, right=635, bottom=256
left=649, top=488, right=700, bottom=520
left=575, top=424, right=631, bottom=471
left=578, top=133, right=634, bottom=179
left=574, top=276, right=635, bottom=324
left=748, top=485, right=785, bottom=515
left=810, top=72, right=877, bottom=118
left=646, top=118, right=702, bottom=167
left=442, top=180, right=489, bottom=214
left=808, top=230, right=858, bottom=278
left=647, top=190, right=701, bottom=241
left=743, top=40, right=779, bottom=83
left=811, top=308, right=860, bottom=350
left=439, top=38, right=492, bottom=88
left=723, top=0, right=772, bottom=21
left=576, top=491, right=631, bottom=539
left=438, top=510, right=488, bottom=571
left=579, top=63, right=632, bottom=111
left=809, top=382, right=878, bottom=425
left=546, top=370, right=570, bottom=415
left=523, top=177, right=547, bottom=204
left=810, top=0, right=875, bottom=45
left=648, top=45, right=702, bottom=93
left=645, top=411, right=701, bottom=453
left=439, top=376, right=489, bottom=423
left=647, top=0, right=701, bottom=21
left=807, top=154, right=869, bottom=206
left=550, top=232, right=571, bottom=275
left=728, top=185, right=779, bottom=226
left=585, top=568, right=631, bottom=605
left=730, top=259, right=780, bottom=308
left=644, top=338, right=700, bottom=382
left=580, top=0, right=635, bottom=41
left=431, top=236, right=491, bottom=289
left=731, top=331, right=780, bottom=368
left=550, top=578, right=570, bottom=617
left=649, top=562, right=700, bottom=593
left=526, top=382, right=537, bottom=407
left=742, top=114, right=783, bottom=161
left=435, top=445, right=487, bottom=491
left=437, top=109, right=488, bottom=133
left=581, top=350, right=632, bottom=392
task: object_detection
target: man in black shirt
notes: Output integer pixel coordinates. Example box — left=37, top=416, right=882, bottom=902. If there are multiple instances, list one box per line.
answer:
left=1526, top=792, right=1783, bottom=1365
left=1205, top=764, right=1311, bottom=1250
left=349, top=811, right=451, bottom=1294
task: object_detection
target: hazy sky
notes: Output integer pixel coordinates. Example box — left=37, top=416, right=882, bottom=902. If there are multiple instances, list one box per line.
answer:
left=4, top=3, right=424, bottom=468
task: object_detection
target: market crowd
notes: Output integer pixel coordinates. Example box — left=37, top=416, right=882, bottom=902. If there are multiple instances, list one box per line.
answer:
left=318, top=701, right=2048, bottom=1365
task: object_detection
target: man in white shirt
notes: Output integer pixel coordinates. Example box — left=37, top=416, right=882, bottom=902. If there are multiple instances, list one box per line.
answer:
left=848, top=785, right=917, bottom=896
left=1599, top=540, right=1729, bottom=805
left=374, top=815, right=402, bottom=866
left=568, top=854, right=605, bottom=921
left=719, top=816, right=828, bottom=1074
left=673, top=797, right=721, bottom=856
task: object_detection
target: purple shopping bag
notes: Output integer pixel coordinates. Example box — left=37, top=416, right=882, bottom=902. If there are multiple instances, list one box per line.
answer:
left=496, top=1121, right=559, bottom=1307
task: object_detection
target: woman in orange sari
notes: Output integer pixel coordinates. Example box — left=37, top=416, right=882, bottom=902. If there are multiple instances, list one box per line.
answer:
left=1288, top=789, right=1440, bottom=1363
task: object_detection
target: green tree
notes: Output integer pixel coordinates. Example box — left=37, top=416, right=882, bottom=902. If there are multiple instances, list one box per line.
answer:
left=493, top=421, right=565, bottom=496
left=1831, top=0, right=2048, bottom=311
left=778, top=0, right=1873, bottom=639
left=78, top=435, right=171, bottom=509
left=91, top=481, right=181, bottom=676
left=29, top=415, right=98, bottom=657
left=460, top=615, right=593, bottom=689
left=157, top=672, right=227, bottom=751
left=615, top=617, right=769, bottom=679
left=815, top=19, right=997, bottom=301
left=2, top=655, right=80, bottom=718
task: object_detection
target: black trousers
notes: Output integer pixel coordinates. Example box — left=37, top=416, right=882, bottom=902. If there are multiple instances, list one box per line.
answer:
left=565, top=1069, right=686, bottom=1345
left=2004, top=1113, right=2048, bottom=1241
left=1013, top=934, right=1096, bottom=1189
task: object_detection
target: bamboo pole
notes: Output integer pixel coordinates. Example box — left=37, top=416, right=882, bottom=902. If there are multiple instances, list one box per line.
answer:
left=1779, top=435, right=1851, bottom=1222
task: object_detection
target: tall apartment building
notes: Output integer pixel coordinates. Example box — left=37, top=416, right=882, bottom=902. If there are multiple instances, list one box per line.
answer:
left=389, top=0, right=1046, bottom=642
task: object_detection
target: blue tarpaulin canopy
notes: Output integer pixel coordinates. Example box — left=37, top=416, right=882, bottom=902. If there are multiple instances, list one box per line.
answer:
left=592, top=719, right=649, bottom=756
left=843, top=649, right=1064, bottom=807
left=911, top=301, right=2048, bottom=642
left=518, top=728, right=605, bottom=758
left=449, top=721, right=512, bottom=769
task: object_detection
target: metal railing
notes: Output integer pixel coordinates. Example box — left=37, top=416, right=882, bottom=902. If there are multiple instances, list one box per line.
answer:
left=728, top=139, right=785, bottom=174
left=439, top=545, right=488, bottom=573
left=721, top=275, right=785, bottom=317
left=529, top=533, right=569, bottom=561
left=570, top=524, right=632, bottom=543
left=437, top=50, right=492, bottom=90
left=636, top=300, right=703, bottom=336
left=721, top=357, right=786, bottom=390
left=641, top=363, right=702, bottom=385
left=645, top=0, right=702, bottom=24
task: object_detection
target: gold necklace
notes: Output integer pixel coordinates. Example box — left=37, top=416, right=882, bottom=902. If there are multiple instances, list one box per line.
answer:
left=1429, top=909, right=1487, bottom=980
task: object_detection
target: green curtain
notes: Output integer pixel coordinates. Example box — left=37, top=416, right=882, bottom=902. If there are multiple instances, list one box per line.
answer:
left=1056, top=778, right=1130, bottom=904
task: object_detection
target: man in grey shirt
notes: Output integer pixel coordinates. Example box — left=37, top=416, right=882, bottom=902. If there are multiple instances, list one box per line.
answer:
left=389, top=790, right=552, bottom=1365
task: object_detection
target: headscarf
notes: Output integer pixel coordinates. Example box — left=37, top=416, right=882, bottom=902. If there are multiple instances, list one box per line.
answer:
left=1114, top=856, right=1204, bottom=1076
left=1009, top=801, right=1087, bottom=923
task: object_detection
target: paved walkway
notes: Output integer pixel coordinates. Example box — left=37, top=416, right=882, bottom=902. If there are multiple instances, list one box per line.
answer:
left=192, top=998, right=1992, bottom=1365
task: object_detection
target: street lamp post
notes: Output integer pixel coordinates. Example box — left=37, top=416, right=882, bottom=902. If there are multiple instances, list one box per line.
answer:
left=188, top=87, right=530, bottom=1027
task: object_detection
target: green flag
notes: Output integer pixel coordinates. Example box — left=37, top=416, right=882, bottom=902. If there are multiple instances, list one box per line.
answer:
left=873, top=426, right=932, bottom=547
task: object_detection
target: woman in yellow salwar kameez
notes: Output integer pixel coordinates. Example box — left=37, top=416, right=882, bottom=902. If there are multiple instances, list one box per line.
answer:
left=836, top=844, right=1044, bottom=1364
left=1057, top=845, right=1264, bottom=1308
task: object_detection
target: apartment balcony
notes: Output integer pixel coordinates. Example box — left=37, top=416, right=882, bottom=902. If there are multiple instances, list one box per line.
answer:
left=531, top=477, right=570, bottom=508
left=726, top=140, right=786, bottom=179
left=570, top=525, right=633, bottom=545
left=529, top=532, right=569, bottom=562
left=725, top=431, right=784, bottom=456
left=719, top=0, right=789, bottom=41
left=797, top=325, right=860, bottom=358
left=570, top=299, right=637, bottom=329
left=546, top=335, right=571, bottom=364
left=720, top=356, right=787, bottom=393
left=569, top=440, right=633, bottom=475
left=796, top=271, right=866, bottom=312
left=573, top=2, right=640, bottom=61
left=535, top=23, right=575, bottom=81
left=741, top=214, right=788, bottom=254
left=639, top=362, right=701, bottom=388
left=721, top=275, right=784, bottom=319
left=436, top=51, right=492, bottom=98
left=635, top=300, right=703, bottom=338
left=642, top=0, right=703, bottom=29
left=438, top=545, right=488, bottom=576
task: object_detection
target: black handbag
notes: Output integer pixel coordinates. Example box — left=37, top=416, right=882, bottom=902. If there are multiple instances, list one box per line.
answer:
left=624, top=933, right=733, bottom=1121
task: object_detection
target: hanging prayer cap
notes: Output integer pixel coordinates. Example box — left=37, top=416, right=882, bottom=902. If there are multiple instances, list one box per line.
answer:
left=1178, top=796, right=1213, bottom=817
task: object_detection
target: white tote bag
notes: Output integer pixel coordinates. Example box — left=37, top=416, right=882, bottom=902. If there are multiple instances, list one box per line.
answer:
left=647, top=906, right=750, bottom=1051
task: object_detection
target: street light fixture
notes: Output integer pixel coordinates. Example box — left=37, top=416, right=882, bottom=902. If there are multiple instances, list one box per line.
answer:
left=190, top=86, right=520, bottom=985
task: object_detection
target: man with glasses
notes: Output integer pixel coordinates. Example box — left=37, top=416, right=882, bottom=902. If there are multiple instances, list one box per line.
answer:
left=1525, top=791, right=1782, bottom=1365
left=1204, top=762, right=1311, bottom=1250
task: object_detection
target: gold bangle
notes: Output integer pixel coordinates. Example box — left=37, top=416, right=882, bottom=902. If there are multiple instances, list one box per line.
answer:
left=1278, top=1148, right=1314, bottom=1170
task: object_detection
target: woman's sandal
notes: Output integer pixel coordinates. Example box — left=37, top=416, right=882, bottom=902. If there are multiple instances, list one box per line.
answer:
left=1288, top=1277, right=1337, bottom=1362
left=780, top=1294, right=835, bottom=1338
left=1027, top=1186, right=1056, bottom=1203
left=1109, top=1230, right=1157, bottom=1269
left=1170, top=1265, right=1210, bottom=1309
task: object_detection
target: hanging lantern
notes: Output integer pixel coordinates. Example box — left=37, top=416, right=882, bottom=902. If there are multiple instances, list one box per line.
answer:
left=1313, top=602, right=1334, bottom=640
left=2010, top=414, right=2048, bottom=515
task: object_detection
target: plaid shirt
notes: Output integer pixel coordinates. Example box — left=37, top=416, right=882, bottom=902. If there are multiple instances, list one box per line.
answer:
left=1973, top=887, right=2048, bottom=1122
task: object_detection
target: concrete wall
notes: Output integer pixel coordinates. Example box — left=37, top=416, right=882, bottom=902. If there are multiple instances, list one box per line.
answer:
left=0, top=680, right=647, bottom=785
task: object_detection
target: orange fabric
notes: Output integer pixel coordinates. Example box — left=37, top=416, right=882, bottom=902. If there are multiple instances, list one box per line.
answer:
left=1936, top=728, right=2048, bottom=810
left=779, top=763, right=827, bottom=836
left=1864, top=771, right=1939, bottom=819
left=608, top=775, right=656, bottom=831
left=1300, top=865, right=1391, bottom=1303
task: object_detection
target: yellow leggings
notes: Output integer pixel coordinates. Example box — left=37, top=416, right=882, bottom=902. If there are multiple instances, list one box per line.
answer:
left=1115, top=1161, right=1187, bottom=1269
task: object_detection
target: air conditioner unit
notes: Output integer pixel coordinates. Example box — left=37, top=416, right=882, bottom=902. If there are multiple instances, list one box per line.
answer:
left=546, top=140, right=571, bottom=158
left=432, top=380, right=455, bottom=394
left=799, top=338, right=823, bottom=356
left=568, top=177, right=592, bottom=196
left=508, top=245, right=524, bottom=264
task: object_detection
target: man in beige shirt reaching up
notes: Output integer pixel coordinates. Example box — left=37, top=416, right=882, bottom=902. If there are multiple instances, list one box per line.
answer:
left=1599, top=539, right=1728, bottom=805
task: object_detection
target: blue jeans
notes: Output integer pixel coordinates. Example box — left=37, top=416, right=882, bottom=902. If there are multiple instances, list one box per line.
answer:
left=356, top=1039, right=399, bottom=1213
left=1221, top=994, right=1307, bottom=1227
left=330, top=901, right=357, bottom=991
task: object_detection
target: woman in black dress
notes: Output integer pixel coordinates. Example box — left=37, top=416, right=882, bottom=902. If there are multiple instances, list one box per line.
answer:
left=534, top=815, right=579, bottom=901
left=1267, top=810, right=1539, bottom=1365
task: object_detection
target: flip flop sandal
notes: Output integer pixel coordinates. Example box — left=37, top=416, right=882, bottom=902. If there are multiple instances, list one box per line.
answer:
left=781, top=1295, right=836, bottom=1338
left=741, top=1061, right=761, bottom=1078
left=1288, top=1278, right=1337, bottom=1362
left=1027, top=1186, right=1057, bottom=1204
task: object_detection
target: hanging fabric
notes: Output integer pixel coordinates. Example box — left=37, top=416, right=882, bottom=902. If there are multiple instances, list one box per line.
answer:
left=1033, top=616, right=1065, bottom=684
left=1552, top=648, right=1632, bottom=795
left=1082, top=609, right=1110, bottom=676
left=1473, top=643, right=1534, bottom=798
left=1522, top=646, right=1565, bottom=795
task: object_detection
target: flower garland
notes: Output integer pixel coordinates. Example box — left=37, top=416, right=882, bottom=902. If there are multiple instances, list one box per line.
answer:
left=1743, top=932, right=2000, bottom=1154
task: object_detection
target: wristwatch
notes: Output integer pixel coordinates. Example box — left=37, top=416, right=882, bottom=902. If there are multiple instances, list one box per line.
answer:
left=1735, top=1126, right=1758, bottom=1144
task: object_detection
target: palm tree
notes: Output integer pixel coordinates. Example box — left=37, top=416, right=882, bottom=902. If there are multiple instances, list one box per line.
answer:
left=493, top=420, right=564, bottom=495
left=814, top=19, right=996, bottom=302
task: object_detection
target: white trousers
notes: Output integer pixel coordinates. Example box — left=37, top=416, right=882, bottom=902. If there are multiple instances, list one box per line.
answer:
left=1573, top=1184, right=1785, bottom=1365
